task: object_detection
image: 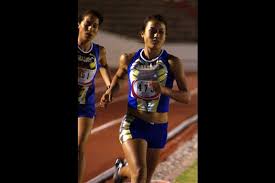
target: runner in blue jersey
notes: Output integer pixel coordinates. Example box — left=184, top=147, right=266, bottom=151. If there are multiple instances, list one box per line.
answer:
left=78, top=9, right=112, bottom=183
left=100, top=15, right=191, bottom=183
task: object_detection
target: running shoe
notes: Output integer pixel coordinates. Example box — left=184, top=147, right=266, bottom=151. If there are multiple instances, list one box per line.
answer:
left=113, top=158, right=126, bottom=183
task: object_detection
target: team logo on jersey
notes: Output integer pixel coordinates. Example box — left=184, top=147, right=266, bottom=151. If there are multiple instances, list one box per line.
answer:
left=78, top=53, right=97, bottom=86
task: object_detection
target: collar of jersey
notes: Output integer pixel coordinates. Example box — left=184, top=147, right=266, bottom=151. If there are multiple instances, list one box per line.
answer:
left=78, top=42, right=93, bottom=53
left=139, top=49, right=164, bottom=63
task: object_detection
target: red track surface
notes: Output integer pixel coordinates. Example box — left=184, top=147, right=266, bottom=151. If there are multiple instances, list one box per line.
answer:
left=83, top=72, right=197, bottom=182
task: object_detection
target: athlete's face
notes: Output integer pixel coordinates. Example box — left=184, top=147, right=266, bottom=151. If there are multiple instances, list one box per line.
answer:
left=78, top=14, right=99, bottom=41
left=141, top=20, right=166, bottom=50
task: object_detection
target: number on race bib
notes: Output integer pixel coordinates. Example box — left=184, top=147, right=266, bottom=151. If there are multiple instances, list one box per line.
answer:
left=78, top=68, right=95, bottom=86
left=131, top=80, right=160, bottom=100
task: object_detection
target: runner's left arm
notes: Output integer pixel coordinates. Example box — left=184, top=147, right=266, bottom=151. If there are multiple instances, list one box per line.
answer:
left=152, top=55, right=191, bottom=104
left=98, top=46, right=112, bottom=88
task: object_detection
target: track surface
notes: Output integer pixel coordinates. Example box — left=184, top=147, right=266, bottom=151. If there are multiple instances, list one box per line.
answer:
left=83, top=72, right=197, bottom=182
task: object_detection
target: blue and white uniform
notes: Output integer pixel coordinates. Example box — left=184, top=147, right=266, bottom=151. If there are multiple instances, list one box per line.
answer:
left=78, top=43, right=101, bottom=118
left=119, top=49, right=174, bottom=148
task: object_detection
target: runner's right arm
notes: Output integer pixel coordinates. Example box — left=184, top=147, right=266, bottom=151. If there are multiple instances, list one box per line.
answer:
left=99, top=53, right=133, bottom=108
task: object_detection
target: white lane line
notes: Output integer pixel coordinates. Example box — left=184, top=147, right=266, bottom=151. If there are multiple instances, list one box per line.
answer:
left=86, top=114, right=198, bottom=183
left=167, top=114, right=198, bottom=140
left=91, top=88, right=197, bottom=134
left=91, top=117, right=123, bottom=135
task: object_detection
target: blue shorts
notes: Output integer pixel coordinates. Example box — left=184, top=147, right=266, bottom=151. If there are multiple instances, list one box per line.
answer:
left=119, top=113, right=168, bottom=149
left=78, top=104, right=96, bottom=118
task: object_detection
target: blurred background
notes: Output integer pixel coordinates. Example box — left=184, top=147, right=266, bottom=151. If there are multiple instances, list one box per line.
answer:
left=78, top=0, right=197, bottom=71
left=78, top=1, right=198, bottom=182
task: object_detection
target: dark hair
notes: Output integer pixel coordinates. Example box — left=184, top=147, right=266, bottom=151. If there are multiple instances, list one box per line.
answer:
left=78, top=9, right=104, bottom=25
left=140, top=14, right=168, bottom=35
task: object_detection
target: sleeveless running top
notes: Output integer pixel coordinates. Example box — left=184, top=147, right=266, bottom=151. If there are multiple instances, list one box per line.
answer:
left=78, top=43, right=101, bottom=105
left=128, top=49, right=174, bottom=112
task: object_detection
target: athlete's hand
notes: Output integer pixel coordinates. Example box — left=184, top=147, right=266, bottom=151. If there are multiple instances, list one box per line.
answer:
left=99, top=88, right=112, bottom=108
left=151, top=81, right=162, bottom=94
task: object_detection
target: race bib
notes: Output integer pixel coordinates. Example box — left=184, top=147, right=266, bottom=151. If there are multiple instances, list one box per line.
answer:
left=78, top=68, right=96, bottom=86
left=131, top=80, right=160, bottom=100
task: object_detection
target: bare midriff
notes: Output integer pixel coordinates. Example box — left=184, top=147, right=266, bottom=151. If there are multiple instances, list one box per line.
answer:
left=128, top=107, right=168, bottom=123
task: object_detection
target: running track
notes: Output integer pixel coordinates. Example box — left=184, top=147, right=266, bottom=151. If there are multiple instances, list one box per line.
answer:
left=83, top=71, right=197, bottom=182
